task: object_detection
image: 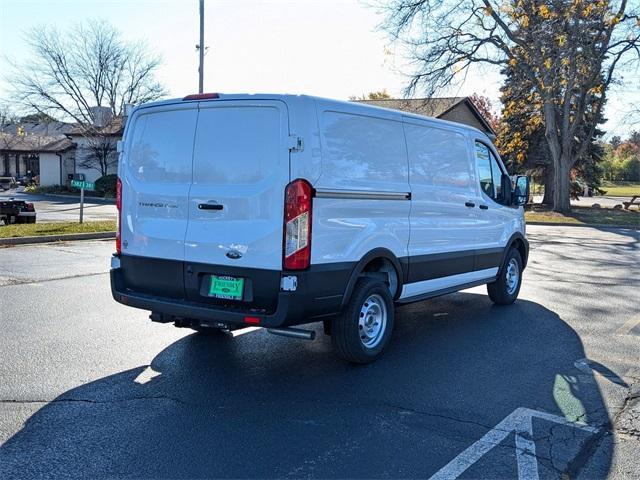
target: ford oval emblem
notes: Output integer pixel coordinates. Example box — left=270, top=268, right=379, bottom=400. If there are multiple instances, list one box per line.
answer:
left=226, top=250, right=242, bottom=260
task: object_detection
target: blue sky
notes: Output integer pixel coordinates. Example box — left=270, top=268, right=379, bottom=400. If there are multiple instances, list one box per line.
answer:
left=0, top=0, right=637, bottom=137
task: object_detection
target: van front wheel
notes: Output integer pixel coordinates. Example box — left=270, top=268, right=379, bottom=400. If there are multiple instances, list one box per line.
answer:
left=487, top=248, right=523, bottom=305
left=332, top=278, right=394, bottom=364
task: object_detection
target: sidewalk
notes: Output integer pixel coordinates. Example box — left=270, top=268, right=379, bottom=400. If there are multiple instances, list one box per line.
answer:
left=532, top=195, right=630, bottom=209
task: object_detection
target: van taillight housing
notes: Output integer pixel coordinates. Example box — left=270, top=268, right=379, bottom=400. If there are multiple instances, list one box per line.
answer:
left=283, top=179, right=312, bottom=270
left=116, top=177, right=122, bottom=254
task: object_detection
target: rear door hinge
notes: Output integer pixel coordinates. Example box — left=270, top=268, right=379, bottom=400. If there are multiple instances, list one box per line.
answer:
left=288, top=135, right=304, bottom=152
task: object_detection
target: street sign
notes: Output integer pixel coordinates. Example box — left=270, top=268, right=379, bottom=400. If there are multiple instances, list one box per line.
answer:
left=70, top=178, right=95, bottom=224
left=71, top=180, right=95, bottom=190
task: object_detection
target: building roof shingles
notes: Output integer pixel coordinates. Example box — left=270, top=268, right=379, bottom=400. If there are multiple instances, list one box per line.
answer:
left=355, top=96, right=495, bottom=135
left=0, top=132, right=75, bottom=153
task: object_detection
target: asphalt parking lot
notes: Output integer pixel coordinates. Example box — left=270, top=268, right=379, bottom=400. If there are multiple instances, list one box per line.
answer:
left=0, top=225, right=638, bottom=479
left=0, top=190, right=116, bottom=223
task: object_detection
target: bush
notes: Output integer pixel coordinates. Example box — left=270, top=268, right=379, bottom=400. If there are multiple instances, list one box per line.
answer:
left=24, top=184, right=72, bottom=194
left=95, top=174, right=117, bottom=197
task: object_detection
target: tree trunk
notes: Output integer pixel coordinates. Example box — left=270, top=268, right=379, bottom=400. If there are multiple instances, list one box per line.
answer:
left=542, top=165, right=554, bottom=205
left=552, top=156, right=572, bottom=213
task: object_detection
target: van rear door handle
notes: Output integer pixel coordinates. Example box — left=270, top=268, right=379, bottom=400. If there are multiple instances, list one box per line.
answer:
left=464, top=201, right=475, bottom=208
left=479, top=204, right=489, bottom=210
left=198, top=203, right=223, bottom=210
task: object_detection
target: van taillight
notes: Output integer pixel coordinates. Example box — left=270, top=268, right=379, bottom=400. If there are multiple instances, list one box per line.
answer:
left=283, top=179, right=312, bottom=270
left=116, top=177, right=122, bottom=255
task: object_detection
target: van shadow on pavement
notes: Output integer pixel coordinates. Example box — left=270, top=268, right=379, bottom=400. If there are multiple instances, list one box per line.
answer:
left=0, top=293, right=621, bottom=478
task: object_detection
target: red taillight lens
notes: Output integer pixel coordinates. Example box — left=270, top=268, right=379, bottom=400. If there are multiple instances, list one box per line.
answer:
left=25, top=203, right=35, bottom=212
left=283, top=179, right=313, bottom=270
left=244, top=316, right=261, bottom=325
left=116, top=177, right=122, bottom=254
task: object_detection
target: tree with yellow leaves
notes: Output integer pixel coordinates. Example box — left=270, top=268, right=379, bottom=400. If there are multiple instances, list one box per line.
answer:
left=496, top=56, right=607, bottom=204
left=382, top=0, right=639, bottom=212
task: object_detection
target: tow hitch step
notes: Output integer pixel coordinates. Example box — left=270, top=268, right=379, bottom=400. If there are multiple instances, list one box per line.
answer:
left=267, top=327, right=315, bottom=341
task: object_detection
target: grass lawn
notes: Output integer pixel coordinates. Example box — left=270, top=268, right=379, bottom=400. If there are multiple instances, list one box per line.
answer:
left=600, top=181, right=640, bottom=197
left=0, top=221, right=116, bottom=238
left=526, top=206, right=639, bottom=227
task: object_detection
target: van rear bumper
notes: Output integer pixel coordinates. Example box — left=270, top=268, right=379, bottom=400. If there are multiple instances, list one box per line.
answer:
left=110, top=256, right=354, bottom=328
left=111, top=267, right=295, bottom=327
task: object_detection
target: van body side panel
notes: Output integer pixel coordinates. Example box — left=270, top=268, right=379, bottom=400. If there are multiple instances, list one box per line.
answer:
left=120, top=105, right=198, bottom=262
left=311, top=105, right=410, bottom=268
left=403, top=119, right=480, bottom=285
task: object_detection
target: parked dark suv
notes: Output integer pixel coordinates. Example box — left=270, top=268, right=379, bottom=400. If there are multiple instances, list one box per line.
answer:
left=0, top=198, right=36, bottom=225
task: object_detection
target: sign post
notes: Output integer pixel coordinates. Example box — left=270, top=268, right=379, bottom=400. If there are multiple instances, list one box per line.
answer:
left=79, top=184, right=84, bottom=223
left=70, top=175, right=95, bottom=224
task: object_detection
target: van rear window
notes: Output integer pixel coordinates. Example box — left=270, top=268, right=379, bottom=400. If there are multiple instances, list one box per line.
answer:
left=192, top=106, right=281, bottom=185
left=128, top=108, right=198, bottom=183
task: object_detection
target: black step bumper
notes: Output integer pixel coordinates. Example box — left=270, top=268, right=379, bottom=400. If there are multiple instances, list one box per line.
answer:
left=111, top=266, right=294, bottom=327
left=110, top=255, right=354, bottom=328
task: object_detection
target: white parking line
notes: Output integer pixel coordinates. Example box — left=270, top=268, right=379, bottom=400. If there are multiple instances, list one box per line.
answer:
left=429, top=407, right=598, bottom=480
left=134, top=366, right=161, bottom=384
left=615, top=315, right=640, bottom=336
left=230, top=326, right=262, bottom=337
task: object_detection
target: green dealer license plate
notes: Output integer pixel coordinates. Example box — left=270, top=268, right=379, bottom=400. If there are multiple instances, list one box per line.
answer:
left=209, top=275, right=244, bottom=300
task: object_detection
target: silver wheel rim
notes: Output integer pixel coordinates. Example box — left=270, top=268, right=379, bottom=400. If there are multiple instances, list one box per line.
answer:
left=505, top=258, right=519, bottom=295
left=358, top=294, right=387, bottom=349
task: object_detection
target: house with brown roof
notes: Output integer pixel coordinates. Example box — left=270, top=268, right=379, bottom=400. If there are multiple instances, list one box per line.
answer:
left=0, top=131, right=76, bottom=186
left=355, top=97, right=496, bottom=137
left=0, top=108, right=124, bottom=187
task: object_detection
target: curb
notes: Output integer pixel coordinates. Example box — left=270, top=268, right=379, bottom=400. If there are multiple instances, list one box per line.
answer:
left=527, top=221, right=639, bottom=230
left=38, top=193, right=116, bottom=204
left=0, top=231, right=116, bottom=246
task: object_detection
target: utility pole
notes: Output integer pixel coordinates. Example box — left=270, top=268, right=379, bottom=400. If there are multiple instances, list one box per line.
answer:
left=198, top=0, right=204, bottom=93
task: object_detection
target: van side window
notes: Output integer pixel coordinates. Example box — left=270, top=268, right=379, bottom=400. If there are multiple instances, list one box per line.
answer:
left=404, top=123, right=475, bottom=190
left=320, top=111, right=408, bottom=191
left=475, top=141, right=504, bottom=202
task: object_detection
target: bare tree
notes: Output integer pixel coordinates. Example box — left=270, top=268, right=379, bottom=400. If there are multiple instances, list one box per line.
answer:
left=7, top=20, right=166, bottom=176
left=77, top=137, right=118, bottom=177
left=0, top=104, right=19, bottom=128
left=382, top=0, right=640, bottom=212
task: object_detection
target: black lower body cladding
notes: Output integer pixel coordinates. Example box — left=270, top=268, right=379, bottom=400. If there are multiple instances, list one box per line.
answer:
left=111, top=243, right=528, bottom=328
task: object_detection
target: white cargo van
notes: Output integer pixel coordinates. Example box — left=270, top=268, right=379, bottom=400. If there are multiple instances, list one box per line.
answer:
left=111, top=93, right=529, bottom=363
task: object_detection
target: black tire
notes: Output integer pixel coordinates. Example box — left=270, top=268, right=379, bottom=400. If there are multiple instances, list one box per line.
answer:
left=487, top=248, right=523, bottom=305
left=331, top=277, right=394, bottom=364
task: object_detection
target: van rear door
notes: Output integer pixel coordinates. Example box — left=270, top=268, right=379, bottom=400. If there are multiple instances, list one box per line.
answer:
left=121, top=104, right=198, bottom=262
left=183, top=100, right=290, bottom=306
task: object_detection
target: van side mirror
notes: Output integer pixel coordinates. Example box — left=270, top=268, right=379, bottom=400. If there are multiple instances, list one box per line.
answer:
left=512, top=176, right=529, bottom=206
left=500, top=174, right=512, bottom=205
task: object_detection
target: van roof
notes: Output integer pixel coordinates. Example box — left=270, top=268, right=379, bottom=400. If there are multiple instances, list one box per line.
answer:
left=135, top=93, right=488, bottom=138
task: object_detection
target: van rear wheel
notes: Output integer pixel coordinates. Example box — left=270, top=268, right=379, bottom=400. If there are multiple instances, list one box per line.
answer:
left=487, top=248, right=523, bottom=305
left=331, top=278, right=394, bottom=364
